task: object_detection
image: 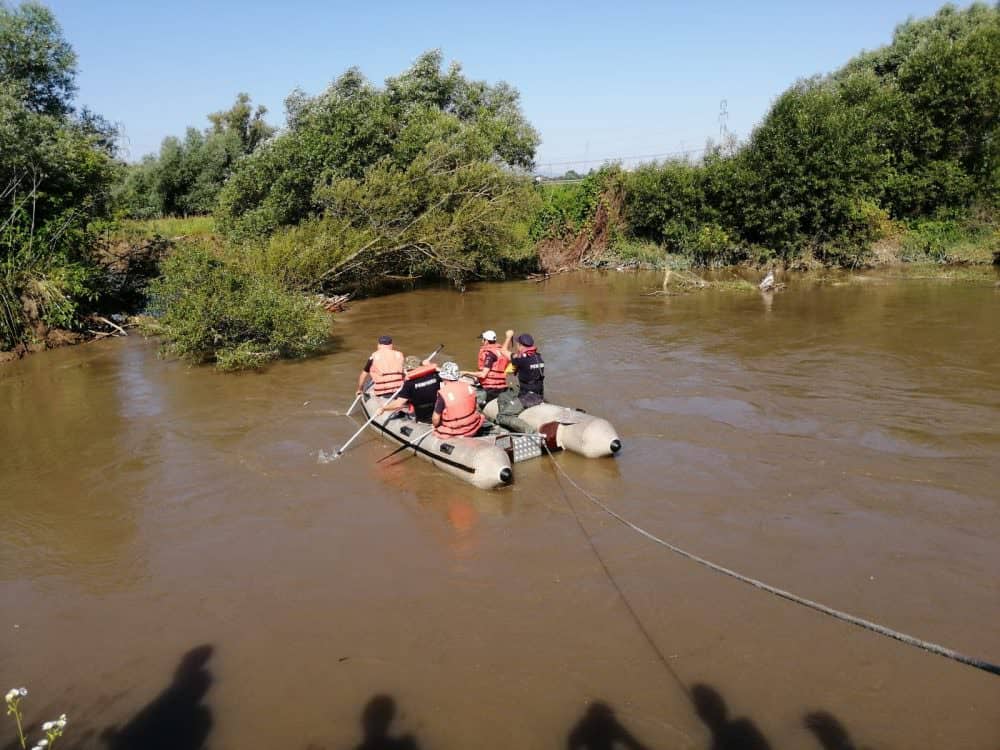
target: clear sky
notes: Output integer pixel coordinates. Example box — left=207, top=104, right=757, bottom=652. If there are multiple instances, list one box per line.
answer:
left=43, top=0, right=967, bottom=173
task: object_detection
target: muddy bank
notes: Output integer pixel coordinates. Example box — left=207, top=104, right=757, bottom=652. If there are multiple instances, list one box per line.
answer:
left=0, top=315, right=133, bottom=364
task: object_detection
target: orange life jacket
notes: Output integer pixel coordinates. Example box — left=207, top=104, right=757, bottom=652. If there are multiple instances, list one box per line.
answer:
left=477, top=343, right=510, bottom=391
left=435, top=380, right=484, bottom=437
left=369, top=345, right=405, bottom=396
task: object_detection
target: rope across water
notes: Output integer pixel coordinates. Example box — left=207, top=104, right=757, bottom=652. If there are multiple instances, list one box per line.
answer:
left=541, top=444, right=1000, bottom=678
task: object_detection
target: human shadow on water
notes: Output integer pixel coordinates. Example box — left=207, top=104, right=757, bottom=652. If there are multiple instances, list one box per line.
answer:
left=567, top=701, right=649, bottom=750
left=691, top=684, right=772, bottom=750
left=804, top=711, right=863, bottom=750
left=100, top=644, right=214, bottom=750
left=354, top=694, right=420, bottom=750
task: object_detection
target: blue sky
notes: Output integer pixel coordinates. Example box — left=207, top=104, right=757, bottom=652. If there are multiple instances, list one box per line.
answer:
left=44, top=0, right=966, bottom=173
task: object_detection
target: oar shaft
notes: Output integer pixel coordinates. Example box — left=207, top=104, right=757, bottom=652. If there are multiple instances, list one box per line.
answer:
left=345, top=393, right=362, bottom=416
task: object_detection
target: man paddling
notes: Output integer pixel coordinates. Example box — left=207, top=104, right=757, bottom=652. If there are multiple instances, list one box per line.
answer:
left=357, top=335, right=405, bottom=397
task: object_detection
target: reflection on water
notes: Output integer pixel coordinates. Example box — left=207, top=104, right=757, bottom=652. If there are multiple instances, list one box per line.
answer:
left=1, top=269, right=999, bottom=749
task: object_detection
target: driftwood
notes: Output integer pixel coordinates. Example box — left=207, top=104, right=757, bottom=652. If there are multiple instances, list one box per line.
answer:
left=94, top=315, right=128, bottom=336
left=526, top=268, right=573, bottom=283
left=84, top=314, right=131, bottom=338
left=317, top=293, right=352, bottom=313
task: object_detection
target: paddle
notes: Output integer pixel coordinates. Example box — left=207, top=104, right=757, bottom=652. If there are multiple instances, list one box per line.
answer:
left=333, top=344, right=444, bottom=460
left=345, top=392, right=362, bottom=416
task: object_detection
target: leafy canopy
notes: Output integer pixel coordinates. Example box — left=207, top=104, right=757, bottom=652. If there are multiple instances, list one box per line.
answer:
left=216, top=50, right=539, bottom=242
left=116, top=93, right=275, bottom=218
left=0, top=1, right=76, bottom=116
left=1, top=1, right=119, bottom=348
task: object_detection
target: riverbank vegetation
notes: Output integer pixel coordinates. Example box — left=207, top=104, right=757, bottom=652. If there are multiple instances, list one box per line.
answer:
left=534, top=3, right=998, bottom=271
left=1, top=1, right=997, bottom=366
left=0, top=2, right=120, bottom=352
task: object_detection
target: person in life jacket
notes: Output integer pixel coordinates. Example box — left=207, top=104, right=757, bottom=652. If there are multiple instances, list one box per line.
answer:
left=491, top=330, right=546, bottom=433
left=356, top=335, right=405, bottom=397
left=462, top=329, right=510, bottom=404
left=432, top=362, right=486, bottom=437
left=377, top=355, right=441, bottom=422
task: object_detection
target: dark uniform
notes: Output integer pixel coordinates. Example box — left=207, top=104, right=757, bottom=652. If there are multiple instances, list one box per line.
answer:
left=494, top=337, right=545, bottom=433
left=511, top=348, right=544, bottom=402
left=396, top=368, right=441, bottom=422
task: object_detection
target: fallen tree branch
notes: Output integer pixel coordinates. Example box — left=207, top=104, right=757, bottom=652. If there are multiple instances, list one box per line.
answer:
left=94, top=315, right=129, bottom=336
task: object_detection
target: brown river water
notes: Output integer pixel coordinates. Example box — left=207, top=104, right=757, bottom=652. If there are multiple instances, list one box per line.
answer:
left=2, top=270, right=999, bottom=749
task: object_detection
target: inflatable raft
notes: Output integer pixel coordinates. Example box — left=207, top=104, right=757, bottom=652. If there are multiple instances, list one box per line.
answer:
left=359, top=385, right=622, bottom=488
left=359, top=388, right=515, bottom=490
left=481, top=399, right=623, bottom=458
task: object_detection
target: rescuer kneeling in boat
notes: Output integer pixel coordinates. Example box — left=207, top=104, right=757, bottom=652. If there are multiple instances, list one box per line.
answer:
left=462, top=330, right=510, bottom=406
left=377, top=355, right=441, bottom=422
left=433, top=362, right=489, bottom=437
left=357, top=335, right=405, bottom=397
left=491, top=330, right=545, bottom=433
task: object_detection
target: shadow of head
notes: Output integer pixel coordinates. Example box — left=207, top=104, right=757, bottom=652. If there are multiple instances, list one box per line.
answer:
left=691, top=684, right=728, bottom=730
left=361, top=695, right=397, bottom=738
left=583, top=702, right=614, bottom=722
left=805, top=711, right=857, bottom=750
left=101, top=644, right=215, bottom=750
left=173, top=644, right=214, bottom=698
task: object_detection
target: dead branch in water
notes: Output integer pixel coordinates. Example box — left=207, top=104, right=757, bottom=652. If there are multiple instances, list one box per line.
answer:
left=94, top=315, right=128, bottom=336
left=526, top=268, right=573, bottom=283
left=316, top=293, right=352, bottom=313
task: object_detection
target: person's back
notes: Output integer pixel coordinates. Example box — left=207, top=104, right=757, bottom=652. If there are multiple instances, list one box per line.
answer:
left=464, top=330, right=509, bottom=404
left=358, top=335, right=405, bottom=397
left=399, top=361, right=441, bottom=421
left=433, top=363, right=485, bottom=437
left=510, top=333, right=544, bottom=402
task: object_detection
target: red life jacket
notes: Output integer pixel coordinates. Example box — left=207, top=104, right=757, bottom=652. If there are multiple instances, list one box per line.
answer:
left=435, top=380, right=484, bottom=437
left=369, top=345, right=404, bottom=396
left=405, top=364, right=437, bottom=381
left=477, top=343, right=509, bottom=391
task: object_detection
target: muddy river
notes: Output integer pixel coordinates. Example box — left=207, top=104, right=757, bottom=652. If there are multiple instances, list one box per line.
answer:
left=2, top=270, right=999, bottom=749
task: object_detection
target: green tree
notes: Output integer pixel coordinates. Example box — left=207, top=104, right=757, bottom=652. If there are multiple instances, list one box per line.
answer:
left=146, top=243, right=330, bottom=370
left=117, top=93, right=273, bottom=218
left=0, top=1, right=76, bottom=116
left=216, top=50, right=539, bottom=241
left=616, top=3, right=997, bottom=265
left=207, top=92, right=274, bottom=154
left=1, top=2, right=117, bottom=348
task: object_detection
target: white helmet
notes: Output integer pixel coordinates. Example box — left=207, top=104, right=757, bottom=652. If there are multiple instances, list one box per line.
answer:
left=439, top=362, right=461, bottom=381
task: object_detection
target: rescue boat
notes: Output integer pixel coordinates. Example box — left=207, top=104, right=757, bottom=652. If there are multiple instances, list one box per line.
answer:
left=359, top=387, right=515, bottom=490
left=359, top=384, right=623, bottom=489
left=481, top=400, right=623, bottom=458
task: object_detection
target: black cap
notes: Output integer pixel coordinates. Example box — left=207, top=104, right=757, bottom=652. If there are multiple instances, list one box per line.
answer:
left=377, top=335, right=392, bottom=345
left=517, top=333, right=534, bottom=347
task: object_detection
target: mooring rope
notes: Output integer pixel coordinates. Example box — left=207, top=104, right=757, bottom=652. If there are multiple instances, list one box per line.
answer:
left=544, top=447, right=693, bottom=700
left=541, top=445, right=1000, bottom=678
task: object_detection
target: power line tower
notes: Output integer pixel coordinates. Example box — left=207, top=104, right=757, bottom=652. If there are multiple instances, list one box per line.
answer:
left=718, top=99, right=729, bottom=141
